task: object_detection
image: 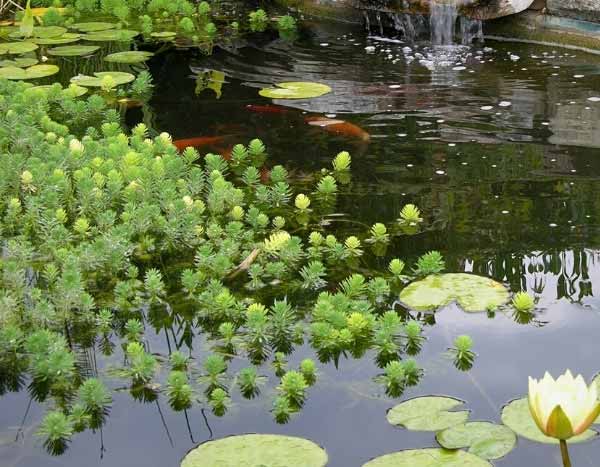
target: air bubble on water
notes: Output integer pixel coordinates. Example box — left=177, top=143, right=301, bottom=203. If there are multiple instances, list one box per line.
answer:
left=498, top=101, right=511, bottom=107
left=549, top=223, right=557, bottom=228
left=435, top=170, right=445, bottom=175
left=481, top=106, right=493, bottom=111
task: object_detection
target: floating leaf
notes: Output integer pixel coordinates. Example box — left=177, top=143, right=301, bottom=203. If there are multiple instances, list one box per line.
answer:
left=83, top=29, right=139, bottom=42
left=71, top=71, right=135, bottom=87
left=195, top=70, right=225, bottom=99
left=387, top=396, right=470, bottom=431
left=33, top=26, right=67, bottom=38
left=501, top=398, right=597, bottom=444
left=104, top=51, right=154, bottom=63
left=399, top=273, right=509, bottom=312
left=31, top=83, right=87, bottom=97
left=363, top=448, right=491, bottom=467
left=32, top=33, right=81, bottom=45
left=0, top=42, right=39, bottom=55
left=0, top=57, right=37, bottom=67
left=71, top=22, right=116, bottom=32
left=19, top=0, right=34, bottom=38
left=180, top=434, right=328, bottom=467
left=259, top=81, right=331, bottom=99
left=436, top=422, right=516, bottom=459
left=48, top=45, right=99, bottom=57
left=150, top=31, right=176, bottom=39
left=0, top=64, right=58, bottom=80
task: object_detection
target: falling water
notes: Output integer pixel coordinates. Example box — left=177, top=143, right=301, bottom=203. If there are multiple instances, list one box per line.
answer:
left=459, top=16, right=483, bottom=45
left=430, top=0, right=458, bottom=45
left=390, top=12, right=427, bottom=42
left=376, top=12, right=384, bottom=36
left=364, top=10, right=371, bottom=34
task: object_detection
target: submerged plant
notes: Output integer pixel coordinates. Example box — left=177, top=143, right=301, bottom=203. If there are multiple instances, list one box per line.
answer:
left=399, top=204, right=423, bottom=224
left=78, top=378, right=111, bottom=428
left=450, top=335, right=476, bottom=371
left=368, top=223, right=389, bottom=243
left=402, top=358, right=422, bottom=386
left=272, top=395, right=293, bottom=423
left=332, top=151, right=351, bottom=171
left=299, top=359, right=317, bottom=386
left=272, top=352, right=288, bottom=377
left=278, top=371, right=308, bottom=408
left=237, top=367, right=264, bottom=399
left=199, top=354, right=227, bottom=391
left=167, top=370, right=193, bottom=410
left=37, top=411, right=73, bottom=455
left=404, top=320, right=424, bottom=355
left=209, top=388, right=230, bottom=416
left=378, top=360, right=405, bottom=397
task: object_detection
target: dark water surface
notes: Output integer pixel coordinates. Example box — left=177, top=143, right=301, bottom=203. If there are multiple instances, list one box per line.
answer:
left=3, top=19, right=600, bottom=467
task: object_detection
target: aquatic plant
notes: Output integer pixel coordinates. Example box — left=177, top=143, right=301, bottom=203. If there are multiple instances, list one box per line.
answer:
left=209, top=387, right=230, bottom=416
left=167, top=370, right=193, bottom=410
left=344, top=236, right=363, bottom=257
left=277, top=15, right=297, bottom=35
left=237, top=367, right=264, bottom=399
left=278, top=370, right=308, bottom=408
left=379, top=360, right=406, bottom=397
left=272, top=395, right=293, bottom=423
left=402, top=358, right=422, bottom=386
left=295, top=193, right=311, bottom=211
left=399, top=204, right=423, bottom=224
left=273, top=351, right=288, bottom=377
left=299, top=359, right=317, bottom=386
left=78, top=378, right=111, bottom=428
left=125, top=342, right=157, bottom=386
left=199, top=354, right=228, bottom=391
left=249, top=9, right=269, bottom=33
left=388, top=258, right=406, bottom=278
left=404, top=320, right=424, bottom=355
left=37, top=410, right=73, bottom=455
left=169, top=351, right=189, bottom=371
left=512, top=291, right=535, bottom=312
left=332, top=151, right=351, bottom=171
left=300, top=261, right=327, bottom=290
left=413, top=251, right=445, bottom=276
left=450, top=335, right=476, bottom=371
left=368, top=223, right=389, bottom=243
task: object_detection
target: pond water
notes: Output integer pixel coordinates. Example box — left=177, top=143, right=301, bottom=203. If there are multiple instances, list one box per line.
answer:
left=3, top=17, right=600, bottom=467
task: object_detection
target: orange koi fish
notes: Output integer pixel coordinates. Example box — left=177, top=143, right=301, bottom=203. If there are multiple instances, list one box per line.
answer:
left=173, top=135, right=227, bottom=152
left=305, top=116, right=370, bottom=142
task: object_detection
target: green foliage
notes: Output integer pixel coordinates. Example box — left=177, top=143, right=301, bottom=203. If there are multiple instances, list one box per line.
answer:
left=37, top=410, right=73, bottom=455
left=413, top=251, right=445, bottom=276
left=450, top=335, right=476, bottom=371
left=278, top=370, right=307, bottom=408
left=399, top=203, right=423, bottom=224
left=167, top=370, right=193, bottom=410
left=249, top=9, right=269, bottom=33
left=512, top=291, right=534, bottom=312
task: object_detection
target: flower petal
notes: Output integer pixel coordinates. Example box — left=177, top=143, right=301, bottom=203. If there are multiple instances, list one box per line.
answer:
left=546, top=404, right=574, bottom=440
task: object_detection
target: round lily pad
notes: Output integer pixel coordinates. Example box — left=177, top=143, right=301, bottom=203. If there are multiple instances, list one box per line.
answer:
left=33, top=33, right=81, bottom=45
left=150, top=31, right=176, bottom=39
left=71, top=22, right=117, bottom=32
left=436, top=422, right=516, bottom=460
left=387, top=396, right=470, bottom=431
left=0, top=57, right=37, bottom=67
left=501, top=398, right=598, bottom=444
left=104, top=51, right=153, bottom=63
left=33, top=26, right=67, bottom=38
left=71, top=71, right=135, bottom=87
left=363, top=448, right=491, bottom=467
left=180, top=434, right=328, bottom=467
left=48, top=45, right=99, bottom=56
left=399, top=273, right=509, bottom=312
left=0, top=64, right=58, bottom=80
left=259, top=81, right=332, bottom=99
left=83, top=29, right=139, bottom=42
left=31, top=83, right=87, bottom=97
left=0, top=41, right=38, bottom=54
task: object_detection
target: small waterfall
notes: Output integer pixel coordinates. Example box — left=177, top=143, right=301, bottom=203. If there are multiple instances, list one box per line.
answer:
left=364, top=10, right=371, bottom=34
left=376, top=12, right=384, bottom=36
left=459, top=16, right=483, bottom=45
left=389, top=12, right=427, bottom=42
left=430, top=1, right=458, bottom=45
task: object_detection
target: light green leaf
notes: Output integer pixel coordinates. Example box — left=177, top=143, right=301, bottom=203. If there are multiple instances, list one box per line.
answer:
left=31, top=83, right=87, bottom=97
left=363, top=448, right=492, bottom=467
left=180, top=434, right=328, bottom=467
left=150, top=31, right=176, bottom=39
left=399, top=273, right=509, bottom=312
left=104, top=51, right=154, bottom=63
left=387, top=396, right=470, bottom=431
left=436, top=422, right=516, bottom=459
left=32, top=33, right=81, bottom=45
left=71, top=22, right=117, bottom=32
left=19, top=0, right=34, bottom=38
left=501, top=398, right=597, bottom=444
left=48, top=45, right=99, bottom=57
left=0, top=57, right=37, bottom=67
left=0, top=64, right=59, bottom=80
left=33, top=26, right=67, bottom=38
left=71, top=71, right=135, bottom=87
left=83, top=29, right=139, bottom=42
left=0, top=41, right=39, bottom=55
left=259, top=81, right=331, bottom=99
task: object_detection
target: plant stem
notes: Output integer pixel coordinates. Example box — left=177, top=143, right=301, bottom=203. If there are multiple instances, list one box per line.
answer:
left=559, top=439, right=572, bottom=467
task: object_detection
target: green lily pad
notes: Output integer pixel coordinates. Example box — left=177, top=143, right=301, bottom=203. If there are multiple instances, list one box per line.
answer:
left=70, top=71, right=135, bottom=87
left=150, top=31, right=176, bottom=39
left=180, top=434, right=328, bottom=467
left=501, top=398, right=598, bottom=444
left=363, top=448, right=492, bottom=467
left=104, top=51, right=153, bottom=63
left=71, top=22, right=116, bottom=32
left=34, top=26, right=67, bottom=38
left=387, top=396, right=470, bottom=431
left=33, top=33, right=81, bottom=45
left=83, top=29, right=139, bottom=42
left=399, top=273, right=509, bottom=312
left=48, top=45, right=99, bottom=56
left=0, top=64, right=58, bottom=79
left=259, top=81, right=332, bottom=99
left=31, top=83, right=87, bottom=97
left=0, top=41, right=38, bottom=54
left=0, top=57, right=37, bottom=67
left=436, top=422, right=516, bottom=460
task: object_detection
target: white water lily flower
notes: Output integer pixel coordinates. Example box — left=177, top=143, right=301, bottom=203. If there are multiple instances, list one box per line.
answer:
left=528, top=370, right=600, bottom=440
